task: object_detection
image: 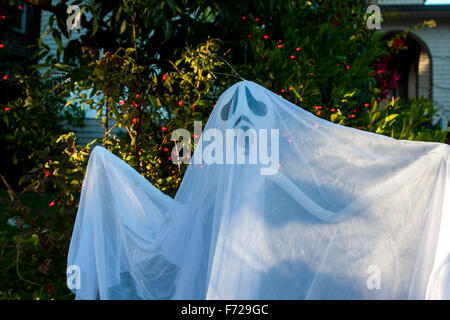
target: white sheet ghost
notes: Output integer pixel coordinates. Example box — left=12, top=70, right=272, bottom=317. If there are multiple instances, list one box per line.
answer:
left=67, top=80, right=450, bottom=299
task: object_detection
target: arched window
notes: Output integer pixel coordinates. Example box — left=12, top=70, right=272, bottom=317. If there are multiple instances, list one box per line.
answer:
left=383, top=31, right=432, bottom=100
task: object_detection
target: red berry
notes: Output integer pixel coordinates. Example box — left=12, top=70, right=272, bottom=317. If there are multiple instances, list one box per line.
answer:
left=49, top=201, right=55, bottom=207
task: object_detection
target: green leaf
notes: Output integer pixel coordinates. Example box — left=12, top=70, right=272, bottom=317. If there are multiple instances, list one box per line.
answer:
left=91, top=15, right=98, bottom=37
left=331, top=113, right=338, bottom=123
left=52, top=30, right=63, bottom=53
left=65, top=98, right=77, bottom=108
left=384, top=114, right=399, bottom=124
left=343, top=91, right=356, bottom=98
left=119, top=19, right=127, bottom=35
left=40, top=27, right=52, bottom=40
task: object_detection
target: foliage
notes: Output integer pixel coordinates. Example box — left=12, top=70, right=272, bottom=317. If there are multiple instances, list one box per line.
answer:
left=0, top=77, right=85, bottom=189
left=0, top=39, right=225, bottom=299
left=61, top=38, right=227, bottom=196
left=239, top=2, right=385, bottom=113
left=232, top=1, right=444, bottom=142
left=368, top=96, right=445, bottom=142
left=0, top=133, right=93, bottom=299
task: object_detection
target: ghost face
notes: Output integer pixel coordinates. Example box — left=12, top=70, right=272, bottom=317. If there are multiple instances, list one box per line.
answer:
left=219, top=83, right=274, bottom=131
left=219, top=82, right=275, bottom=153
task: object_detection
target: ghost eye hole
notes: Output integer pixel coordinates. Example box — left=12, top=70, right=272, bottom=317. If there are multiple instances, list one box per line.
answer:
left=221, top=87, right=239, bottom=121
left=249, top=100, right=267, bottom=116
left=221, top=99, right=232, bottom=121
left=245, top=87, right=267, bottom=116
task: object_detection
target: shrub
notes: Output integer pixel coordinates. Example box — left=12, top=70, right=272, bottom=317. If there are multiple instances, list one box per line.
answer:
left=0, top=0, right=446, bottom=300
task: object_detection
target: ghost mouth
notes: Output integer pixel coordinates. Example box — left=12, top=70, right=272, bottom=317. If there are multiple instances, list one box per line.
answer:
left=232, top=117, right=257, bottom=154
left=233, top=115, right=254, bottom=131
left=238, top=125, right=251, bottom=132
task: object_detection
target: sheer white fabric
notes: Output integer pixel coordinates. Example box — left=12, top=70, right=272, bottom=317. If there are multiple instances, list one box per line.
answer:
left=67, top=80, right=450, bottom=299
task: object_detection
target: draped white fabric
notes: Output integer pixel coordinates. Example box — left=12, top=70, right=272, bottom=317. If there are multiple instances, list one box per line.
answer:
left=67, top=80, right=450, bottom=299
